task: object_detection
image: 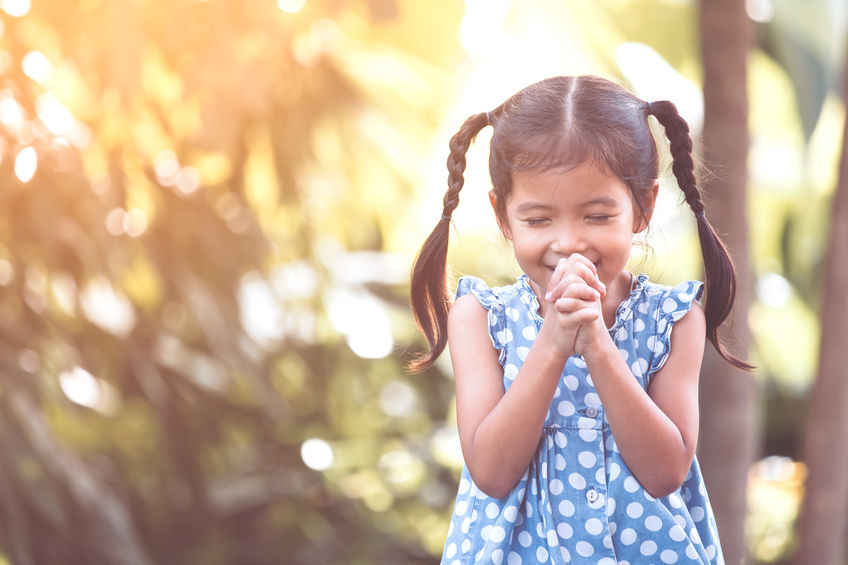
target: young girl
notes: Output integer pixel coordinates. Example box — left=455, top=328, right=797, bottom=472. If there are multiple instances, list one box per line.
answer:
left=410, top=76, right=751, bottom=564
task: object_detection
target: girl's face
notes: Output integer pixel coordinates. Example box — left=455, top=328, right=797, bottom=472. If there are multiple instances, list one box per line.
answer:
left=495, top=161, right=656, bottom=303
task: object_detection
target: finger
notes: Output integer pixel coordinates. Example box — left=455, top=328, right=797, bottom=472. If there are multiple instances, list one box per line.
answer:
left=547, top=273, right=588, bottom=302
left=567, top=256, right=606, bottom=296
left=562, top=283, right=602, bottom=302
left=554, top=302, right=601, bottom=325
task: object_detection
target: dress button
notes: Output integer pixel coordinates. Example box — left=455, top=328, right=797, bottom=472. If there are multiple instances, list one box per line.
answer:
left=586, top=407, right=599, bottom=418
left=586, top=488, right=599, bottom=503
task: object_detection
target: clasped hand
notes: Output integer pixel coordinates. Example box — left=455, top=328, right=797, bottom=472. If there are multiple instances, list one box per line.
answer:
left=542, top=254, right=609, bottom=358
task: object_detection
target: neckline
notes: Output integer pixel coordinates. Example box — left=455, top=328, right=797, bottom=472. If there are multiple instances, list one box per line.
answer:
left=519, top=273, right=648, bottom=332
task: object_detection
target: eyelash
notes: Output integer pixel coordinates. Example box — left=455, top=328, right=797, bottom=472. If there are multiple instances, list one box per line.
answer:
left=523, top=215, right=612, bottom=226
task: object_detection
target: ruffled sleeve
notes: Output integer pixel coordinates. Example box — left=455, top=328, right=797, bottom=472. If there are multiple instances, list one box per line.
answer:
left=647, top=280, right=704, bottom=375
left=455, top=276, right=507, bottom=365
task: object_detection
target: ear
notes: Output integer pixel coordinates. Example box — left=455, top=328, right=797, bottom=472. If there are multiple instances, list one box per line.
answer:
left=633, top=181, right=659, bottom=233
left=489, top=190, right=512, bottom=240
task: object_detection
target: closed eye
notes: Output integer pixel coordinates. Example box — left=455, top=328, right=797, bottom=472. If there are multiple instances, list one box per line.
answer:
left=525, top=218, right=550, bottom=226
left=586, top=215, right=611, bottom=224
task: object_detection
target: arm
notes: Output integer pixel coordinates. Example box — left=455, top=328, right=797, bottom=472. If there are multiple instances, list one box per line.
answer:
left=579, top=302, right=705, bottom=497
left=449, top=293, right=574, bottom=498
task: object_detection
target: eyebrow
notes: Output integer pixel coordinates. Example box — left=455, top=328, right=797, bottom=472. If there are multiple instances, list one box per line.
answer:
left=514, top=202, right=554, bottom=214
left=581, top=196, right=621, bottom=208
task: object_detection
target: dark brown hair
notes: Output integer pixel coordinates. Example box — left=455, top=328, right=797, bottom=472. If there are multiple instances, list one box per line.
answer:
left=409, top=75, right=752, bottom=371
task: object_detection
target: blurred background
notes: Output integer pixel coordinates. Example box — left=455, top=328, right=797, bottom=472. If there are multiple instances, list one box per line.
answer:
left=0, top=0, right=846, bottom=563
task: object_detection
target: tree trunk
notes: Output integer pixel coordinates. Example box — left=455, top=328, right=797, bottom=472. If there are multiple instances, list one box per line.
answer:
left=697, top=1, right=758, bottom=564
left=792, top=46, right=848, bottom=565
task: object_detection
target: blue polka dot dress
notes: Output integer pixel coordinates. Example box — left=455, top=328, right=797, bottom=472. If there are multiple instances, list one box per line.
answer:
left=441, top=274, right=723, bottom=565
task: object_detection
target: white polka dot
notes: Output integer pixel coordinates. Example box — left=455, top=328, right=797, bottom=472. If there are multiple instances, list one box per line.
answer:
left=584, top=392, right=601, bottom=407
left=606, top=498, right=616, bottom=516
left=661, top=549, right=679, bottom=563
left=490, top=526, right=506, bottom=542
left=626, top=502, right=644, bottom=518
left=669, top=524, right=686, bottom=542
left=456, top=500, right=468, bottom=516
left=486, top=502, right=500, bottom=519
left=536, top=522, right=545, bottom=538
left=503, top=505, right=518, bottom=523
left=609, top=462, right=621, bottom=481
left=447, top=521, right=454, bottom=537
left=525, top=501, right=533, bottom=518
left=690, top=528, right=701, bottom=544
left=662, top=297, right=677, bottom=313
left=568, top=473, right=586, bottom=490
left=623, top=476, right=640, bottom=493
left=508, top=551, right=523, bottom=565
left=555, top=454, right=567, bottom=470
left=504, top=364, right=518, bottom=380
left=458, top=478, right=470, bottom=494
left=522, top=325, right=537, bottom=340
left=631, top=358, right=648, bottom=377
left=596, top=467, right=606, bottom=483
left=578, top=451, right=597, bottom=468
left=497, top=328, right=513, bottom=344
left=640, top=540, right=658, bottom=556
left=550, top=479, right=564, bottom=495
left=517, top=346, right=529, bottom=360
left=615, top=326, right=628, bottom=341
left=445, top=543, right=457, bottom=558
left=558, top=401, right=576, bottom=417
left=555, top=431, right=567, bottom=448
left=518, top=531, right=532, bottom=547
left=645, top=515, right=662, bottom=531
left=564, top=374, right=579, bottom=390
left=685, top=545, right=699, bottom=559
left=668, top=493, right=682, bottom=508
left=481, top=525, right=491, bottom=541
left=575, top=541, right=594, bottom=557
left=546, top=529, right=559, bottom=546
left=559, top=547, right=571, bottom=562
left=579, top=429, right=598, bottom=442
left=578, top=417, right=596, bottom=429
left=536, top=547, right=548, bottom=562
left=691, top=506, right=705, bottom=522
left=585, top=518, right=603, bottom=535
left=558, top=500, right=575, bottom=517
left=505, top=307, right=520, bottom=321
left=620, top=528, right=637, bottom=545
left=557, top=522, right=573, bottom=539
left=491, top=549, right=504, bottom=565
left=598, top=559, right=616, bottom=565
left=634, top=318, right=646, bottom=332
left=574, top=356, right=587, bottom=368
left=461, top=517, right=471, bottom=534
left=706, top=544, right=716, bottom=559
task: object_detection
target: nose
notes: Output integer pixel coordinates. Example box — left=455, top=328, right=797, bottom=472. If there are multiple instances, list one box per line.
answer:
left=550, top=225, right=585, bottom=256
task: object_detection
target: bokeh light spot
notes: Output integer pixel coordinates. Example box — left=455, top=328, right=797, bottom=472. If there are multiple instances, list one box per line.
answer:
left=278, top=0, right=306, bottom=14
left=22, top=51, right=54, bottom=84
left=1, top=0, right=30, bottom=18
left=301, top=438, right=333, bottom=471
left=59, top=366, right=101, bottom=409
left=14, top=146, right=37, bottom=182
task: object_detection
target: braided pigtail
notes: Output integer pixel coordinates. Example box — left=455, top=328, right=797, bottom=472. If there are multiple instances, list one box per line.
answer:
left=647, top=100, right=754, bottom=371
left=409, top=112, right=490, bottom=371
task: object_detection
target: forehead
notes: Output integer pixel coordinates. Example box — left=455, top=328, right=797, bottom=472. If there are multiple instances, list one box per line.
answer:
left=508, top=162, right=633, bottom=208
